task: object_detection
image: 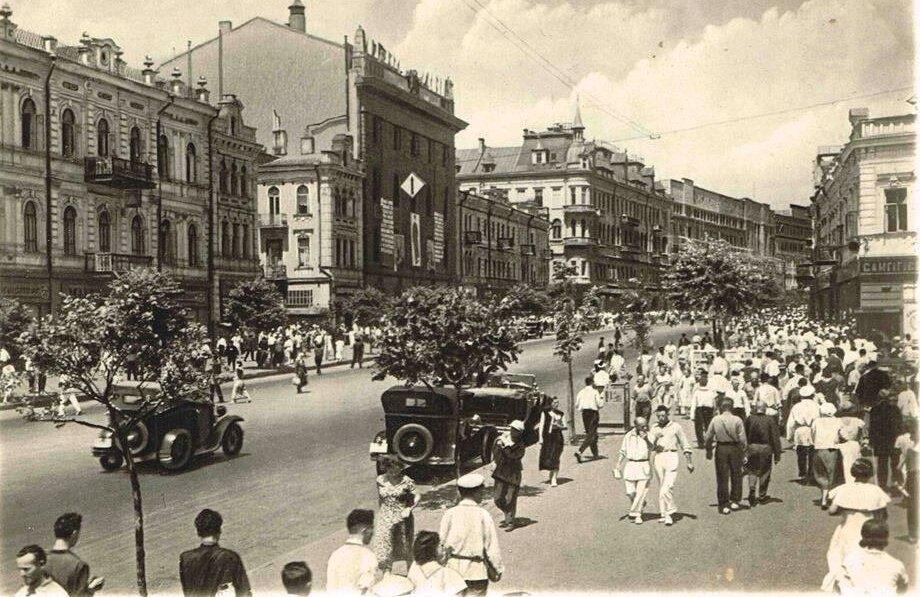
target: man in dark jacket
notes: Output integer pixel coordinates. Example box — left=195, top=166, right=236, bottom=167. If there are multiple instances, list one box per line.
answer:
left=869, top=393, right=903, bottom=491
left=492, top=420, right=527, bottom=530
left=744, top=402, right=782, bottom=507
left=45, top=513, right=103, bottom=596
left=180, top=509, right=251, bottom=597
left=855, top=361, right=891, bottom=411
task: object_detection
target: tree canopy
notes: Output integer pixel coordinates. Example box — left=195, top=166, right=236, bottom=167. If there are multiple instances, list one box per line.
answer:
left=223, top=278, right=287, bottom=334
left=0, top=297, right=35, bottom=363
left=342, top=286, right=396, bottom=328
left=494, top=284, right=551, bottom=321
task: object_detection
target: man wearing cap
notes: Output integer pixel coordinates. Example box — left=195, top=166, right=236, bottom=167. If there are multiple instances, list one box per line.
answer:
left=491, top=420, right=526, bottom=529
left=439, top=474, right=503, bottom=597
left=647, top=406, right=694, bottom=525
left=786, top=385, right=819, bottom=482
left=704, top=397, right=747, bottom=514
left=575, top=376, right=604, bottom=463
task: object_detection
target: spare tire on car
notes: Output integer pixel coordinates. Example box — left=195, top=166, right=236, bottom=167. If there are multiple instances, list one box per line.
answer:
left=393, top=424, right=434, bottom=463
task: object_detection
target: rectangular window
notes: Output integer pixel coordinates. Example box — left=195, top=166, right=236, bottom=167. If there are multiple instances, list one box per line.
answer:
left=885, top=188, right=908, bottom=232
left=372, top=115, right=382, bottom=146
left=410, top=133, right=420, bottom=157
left=441, top=145, right=449, bottom=167
left=534, top=188, right=543, bottom=207
left=287, top=289, right=313, bottom=307
left=393, top=126, right=401, bottom=151
left=297, top=235, right=311, bottom=268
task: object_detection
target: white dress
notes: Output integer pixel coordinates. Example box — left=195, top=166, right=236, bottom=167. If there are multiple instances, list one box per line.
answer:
left=822, top=482, right=891, bottom=591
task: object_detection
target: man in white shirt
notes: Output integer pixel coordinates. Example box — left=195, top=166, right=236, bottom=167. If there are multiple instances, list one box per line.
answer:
left=786, top=386, right=819, bottom=481
left=896, top=382, right=919, bottom=420
left=710, top=351, right=729, bottom=378
left=608, top=350, right=626, bottom=380
left=440, top=474, right=503, bottom=596
left=14, top=545, right=67, bottom=597
left=575, top=376, right=604, bottom=462
left=326, top=510, right=378, bottom=594
left=752, top=374, right=782, bottom=418
left=592, top=363, right=611, bottom=395
left=689, top=371, right=717, bottom=448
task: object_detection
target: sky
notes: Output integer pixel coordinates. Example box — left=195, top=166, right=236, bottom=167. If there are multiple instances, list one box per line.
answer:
left=12, top=0, right=916, bottom=209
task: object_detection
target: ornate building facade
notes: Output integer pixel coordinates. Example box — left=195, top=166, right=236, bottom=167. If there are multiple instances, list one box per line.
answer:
left=773, top=204, right=812, bottom=290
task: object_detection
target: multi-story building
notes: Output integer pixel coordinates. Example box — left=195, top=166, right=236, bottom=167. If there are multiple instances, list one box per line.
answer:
left=257, top=132, right=364, bottom=318
left=0, top=6, right=262, bottom=325
left=457, top=189, right=550, bottom=295
left=773, top=204, right=812, bottom=290
left=810, top=107, right=916, bottom=336
left=457, top=111, right=672, bottom=304
left=160, top=3, right=466, bottom=296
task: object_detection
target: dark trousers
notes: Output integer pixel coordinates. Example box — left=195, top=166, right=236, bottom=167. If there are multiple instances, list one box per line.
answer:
left=351, top=343, right=364, bottom=368
left=314, top=352, right=323, bottom=375
left=876, top=452, right=901, bottom=489
left=464, top=579, right=489, bottom=596
left=493, top=479, right=519, bottom=518
left=210, top=382, right=224, bottom=403
left=907, top=469, right=918, bottom=540
left=796, top=446, right=814, bottom=479
left=578, top=409, right=599, bottom=457
left=715, top=444, right=744, bottom=508
left=694, top=406, right=714, bottom=447
left=255, top=349, right=267, bottom=368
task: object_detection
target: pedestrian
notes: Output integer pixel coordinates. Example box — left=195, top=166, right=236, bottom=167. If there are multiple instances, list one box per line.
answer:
left=899, top=424, right=919, bottom=543
left=786, top=385, right=819, bottom=482
left=608, top=349, right=625, bottom=381
left=439, top=473, right=503, bottom=596
left=593, top=361, right=611, bottom=397
left=14, top=545, right=67, bottom=597
left=821, top=458, right=891, bottom=592
left=855, top=360, right=891, bottom=411
left=704, top=397, right=747, bottom=514
left=406, top=531, right=467, bottom=596
left=537, top=397, right=566, bottom=487
left=689, top=370, right=717, bottom=448
left=45, top=513, right=104, bottom=596
left=613, top=326, right=622, bottom=349
left=179, top=509, right=251, bottom=597
left=294, top=352, right=309, bottom=394
left=256, top=333, right=269, bottom=368
left=653, top=363, right=672, bottom=411
left=838, top=406, right=866, bottom=485
left=125, top=351, right=138, bottom=381
left=372, top=456, right=419, bottom=573
left=869, top=390, right=903, bottom=492
left=836, top=520, right=909, bottom=595
left=281, top=561, right=312, bottom=596
left=230, top=366, right=252, bottom=404
left=56, top=374, right=82, bottom=417
left=492, top=420, right=527, bottom=530
left=614, top=417, right=652, bottom=524
left=633, top=375, right=653, bottom=422
left=312, top=329, right=326, bottom=375
left=647, top=405, right=694, bottom=525
left=351, top=332, right=365, bottom=369
left=574, top=376, right=603, bottom=463
left=335, top=328, right=346, bottom=361
left=326, top=510, right=379, bottom=594
left=226, top=341, right=239, bottom=371
left=744, top=401, right=782, bottom=507
left=812, top=401, right=843, bottom=508
left=208, top=354, right=224, bottom=404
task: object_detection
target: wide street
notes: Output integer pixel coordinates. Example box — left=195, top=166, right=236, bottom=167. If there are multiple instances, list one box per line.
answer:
left=1, top=323, right=915, bottom=594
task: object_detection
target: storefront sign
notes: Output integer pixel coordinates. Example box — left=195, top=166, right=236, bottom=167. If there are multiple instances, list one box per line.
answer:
left=380, top=198, right=394, bottom=255
left=860, top=256, right=917, bottom=276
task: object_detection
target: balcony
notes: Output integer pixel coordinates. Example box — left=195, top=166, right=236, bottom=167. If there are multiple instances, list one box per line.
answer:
left=563, top=204, right=599, bottom=215
left=496, top=237, right=515, bottom=250
left=520, top=244, right=536, bottom=256
left=620, top=214, right=640, bottom=227
left=85, top=252, right=153, bottom=273
left=563, top=237, right=598, bottom=247
left=263, top=264, right=287, bottom=280
left=464, top=230, right=483, bottom=246
left=259, top=213, right=289, bottom=229
left=84, top=157, right=156, bottom=190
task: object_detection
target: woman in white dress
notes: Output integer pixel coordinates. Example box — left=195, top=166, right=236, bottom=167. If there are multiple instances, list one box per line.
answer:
left=812, top=401, right=844, bottom=508
left=678, top=363, right=695, bottom=417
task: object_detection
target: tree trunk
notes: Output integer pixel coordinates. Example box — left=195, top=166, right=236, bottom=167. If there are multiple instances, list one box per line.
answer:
left=120, top=431, right=148, bottom=597
left=711, top=318, right=721, bottom=349
left=566, top=359, right=576, bottom=444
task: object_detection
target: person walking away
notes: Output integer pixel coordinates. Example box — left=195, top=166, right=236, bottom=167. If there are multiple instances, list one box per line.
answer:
left=690, top=371, right=717, bottom=448
left=406, top=531, right=467, bottom=596
left=574, top=377, right=603, bottom=463
left=57, top=374, right=82, bottom=417
left=439, top=474, right=503, bottom=596
left=281, top=561, right=312, bottom=596
left=351, top=332, right=365, bottom=369
left=786, top=386, right=819, bottom=482
left=613, top=326, right=622, bottom=349
left=372, top=456, right=419, bottom=573
left=593, top=362, right=611, bottom=398
left=492, top=420, right=527, bottom=530
left=836, top=520, right=909, bottom=595
left=294, top=352, right=309, bottom=394
left=855, top=360, right=891, bottom=412
left=614, top=417, right=653, bottom=524
left=704, top=397, right=747, bottom=514
left=312, top=330, right=326, bottom=375
left=45, top=513, right=103, bottom=596
left=225, top=342, right=239, bottom=372
left=647, top=405, right=694, bottom=525
left=207, top=354, right=225, bottom=404
left=14, top=545, right=67, bottom=597
left=821, top=458, right=890, bottom=591
left=326, top=510, right=378, bottom=594
left=324, top=331, right=335, bottom=366
left=838, top=409, right=866, bottom=485
left=608, top=349, right=626, bottom=381
left=256, top=333, right=269, bottom=368
left=814, top=367, right=840, bottom=407
left=334, top=328, right=346, bottom=361
left=231, top=366, right=252, bottom=404
left=898, top=425, right=919, bottom=543
left=179, top=509, right=251, bottom=597
left=537, top=397, right=566, bottom=486
left=752, top=373, right=782, bottom=421
left=869, top=391, right=903, bottom=492
left=744, top=402, right=782, bottom=507
left=812, top=401, right=843, bottom=508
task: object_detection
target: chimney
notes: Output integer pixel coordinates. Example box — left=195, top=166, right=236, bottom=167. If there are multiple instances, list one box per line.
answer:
left=41, top=35, right=56, bottom=53
left=78, top=32, right=92, bottom=65
left=478, top=138, right=486, bottom=153
left=288, top=0, right=306, bottom=33
left=195, top=76, right=210, bottom=104
left=170, top=67, right=183, bottom=95
left=218, top=21, right=232, bottom=35
left=848, top=107, right=869, bottom=128
left=142, top=55, right=157, bottom=86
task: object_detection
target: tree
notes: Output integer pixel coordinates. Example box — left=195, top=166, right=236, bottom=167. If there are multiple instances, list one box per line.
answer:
left=223, top=278, right=286, bottom=334
left=493, top=284, right=551, bottom=321
left=0, top=297, right=35, bottom=363
left=342, top=287, right=396, bottom=328
left=18, top=269, right=209, bottom=596
left=663, top=238, right=782, bottom=347
left=621, top=279, right=653, bottom=354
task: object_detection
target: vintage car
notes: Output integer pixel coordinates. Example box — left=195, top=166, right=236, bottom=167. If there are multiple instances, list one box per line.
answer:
left=369, top=381, right=546, bottom=472
left=92, top=381, right=244, bottom=472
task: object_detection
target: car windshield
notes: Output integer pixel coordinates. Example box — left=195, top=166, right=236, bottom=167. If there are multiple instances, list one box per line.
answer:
left=119, top=394, right=144, bottom=405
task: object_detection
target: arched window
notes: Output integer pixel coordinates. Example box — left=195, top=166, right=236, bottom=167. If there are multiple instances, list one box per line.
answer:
left=98, top=210, right=111, bottom=253
left=157, top=134, right=170, bottom=179
left=231, top=223, right=240, bottom=257
left=185, top=143, right=197, bottom=183
left=21, top=98, right=37, bottom=149
left=240, top=165, right=248, bottom=198
left=230, top=163, right=239, bottom=196
left=219, top=160, right=229, bottom=194
left=296, top=185, right=310, bottom=215
left=63, top=206, right=77, bottom=255
left=187, top=223, right=199, bottom=266
left=24, top=201, right=38, bottom=253
left=159, top=220, right=173, bottom=264
left=268, top=186, right=280, bottom=215
left=61, top=109, right=76, bottom=157
left=241, top=224, right=249, bottom=258
left=568, top=220, right=576, bottom=238
left=131, top=215, right=145, bottom=255
left=130, top=126, right=142, bottom=162
left=221, top=221, right=230, bottom=255
left=96, top=118, right=110, bottom=157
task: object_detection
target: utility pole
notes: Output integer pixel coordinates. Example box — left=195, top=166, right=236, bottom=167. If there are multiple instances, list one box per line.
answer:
left=43, top=54, right=56, bottom=316
left=155, top=94, right=176, bottom=272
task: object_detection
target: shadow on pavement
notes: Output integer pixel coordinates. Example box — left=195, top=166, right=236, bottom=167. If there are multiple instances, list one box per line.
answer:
left=416, top=483, right=547, bottom=512
left=505, top=517, right=537, bottom=531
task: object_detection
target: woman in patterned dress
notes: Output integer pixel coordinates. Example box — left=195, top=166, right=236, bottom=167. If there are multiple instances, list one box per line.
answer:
left=372, top=455, right=419, bottom=572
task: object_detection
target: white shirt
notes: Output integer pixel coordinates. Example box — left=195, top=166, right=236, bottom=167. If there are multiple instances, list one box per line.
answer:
left=592, top=369, right=610, bottom=388
left=837, top=547, right=908, bottom=596
left=608, top=353, right=625, bottom=374
left=407, top=562, right=467, bottom=596
left=710, top=356, right=729, bottom=376
left=575, top=386, right=603, bottom=411
left=439, top=499, right=503, bottom=581
left=765, top=359, right=781, bottom=377
left=897, top=389, right=919, bottom=419
left=326, top=537, right=378, bottom=594
left=14, top=576, right=67, bottom=597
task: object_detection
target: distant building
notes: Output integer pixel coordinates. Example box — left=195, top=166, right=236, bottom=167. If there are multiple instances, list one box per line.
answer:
left=0, top=6, right=262, bottom=324
left=457, top=189, right=550, bottom=296
left=773, top=204, right=812, bottom=290
left=810, top=107, right=916, bottom=337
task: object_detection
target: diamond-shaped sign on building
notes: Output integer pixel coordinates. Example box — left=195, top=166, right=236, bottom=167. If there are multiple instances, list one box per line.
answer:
left=400, top=172, right=426, bottom=198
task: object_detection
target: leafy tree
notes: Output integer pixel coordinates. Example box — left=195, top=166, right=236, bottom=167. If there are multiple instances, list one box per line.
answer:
left=223, top=278, right=286, bottom=334
left=621, top=279, right=653, bottom=354
left=494, top=284, right=551, bottom=321
left=0, top=297, right=35, bottom=363
left=342, top=287, right=396, bottom=328
left=18, top=269, right=209, bottom=596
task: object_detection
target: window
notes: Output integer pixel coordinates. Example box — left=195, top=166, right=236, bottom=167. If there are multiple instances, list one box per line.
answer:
left=240, top=166, right=248, bottom=197
left=232, top=223, right=240, bottom=257
left=63, top=206, right=77, bottom=255
left=371, top=168, right=381, bottom=202
left=185, top=143, right=197, bottom=183
left=230, top=164, right=239, bottom=196
left=287, top=289, right=313, bottom=307
left=296, top=185, right=311, bottom=215
left=221, top=221, right=230, bottom=255
left=158, top=134, right=170, bottom=179
left=98, top=210, right=111, bottom=252
left=241, top=224, right=249, bottom=258
left=885, top=188, right=908, bottom=232
left=97, top=118, right=110, bottom=157
left=410, top=133, right=420, bottom=157
left=24, top=201, right=38, bottom=253
left=534, top=188, right=543, bottom=207
left=187, top=223, right=199, bottom=266
left=159, top=220, right=173, bottom=264
left=219, top=160, right=228, bottom=193
left=393, top=126, right=401, bottom=151
left=130, top=126, right=142, bottom=162
left=371, top=115, right=382, bottom=145
left=131, top=215, right=145, bottom=255
left=297, top=235, right=311, bottom=268
left=392, top=173, right=400, bottom=203
left=268, top=186, right=280, bottom=215
left=21, top=98, right=39, bottom=150
left=61, top=109, right=76, bottom=157
left=442, top=145, right=449, bottom=167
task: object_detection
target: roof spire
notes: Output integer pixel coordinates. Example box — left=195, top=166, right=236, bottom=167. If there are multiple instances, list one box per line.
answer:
left=572, top=96, right=584, bottom=130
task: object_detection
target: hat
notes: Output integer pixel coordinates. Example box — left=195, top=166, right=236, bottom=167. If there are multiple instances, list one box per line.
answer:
left=509, top=420, right=525, bottom=432
left=371, top=572, right=414, bottom=597
left=799, top=386, right=815, bottom=398
left=655, top=405, right=670, bottom=413
left=819, top=402, right=837, bottom=416
left=457, top=473, right=484, bottom=489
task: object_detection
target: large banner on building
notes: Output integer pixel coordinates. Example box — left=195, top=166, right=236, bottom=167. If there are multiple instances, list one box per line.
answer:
left=380, top=198, right=395, bottom=255
left=433, top=211, right=444, bottom=264
left=410, top=213, right=421, bottom=267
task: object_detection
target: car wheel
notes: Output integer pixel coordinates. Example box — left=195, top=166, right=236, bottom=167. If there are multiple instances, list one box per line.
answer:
left=393, top=424, right=434, bottom=463
left=99, top=452, right=124, bottom=471
left=481, top=429, right=498, bottom=464
left=125, top=421, right=149, bottom=456
left=221, top=423, right=244, bottom=457
left=159, top=429, right=193, bottom=471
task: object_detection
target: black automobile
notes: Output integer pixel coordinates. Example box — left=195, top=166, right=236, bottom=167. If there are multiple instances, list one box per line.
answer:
left=92, top=381, right=244, bottom=472
left=369, top=381, right=545, bottom=472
